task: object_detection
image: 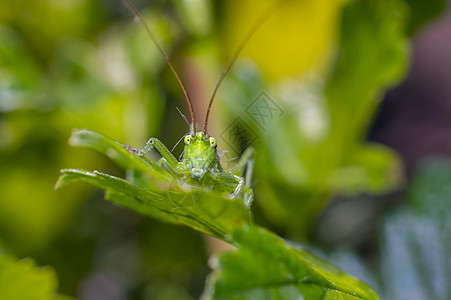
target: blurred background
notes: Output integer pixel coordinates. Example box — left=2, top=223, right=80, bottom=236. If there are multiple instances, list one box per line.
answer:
left=1, top=0, right=450, bottom=299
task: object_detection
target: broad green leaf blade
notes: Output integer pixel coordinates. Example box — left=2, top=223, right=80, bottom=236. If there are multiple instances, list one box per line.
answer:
left=56, top=169, right=250, bottom=239
left=380, top=159, right=451, bottom=300
left=204, top=225, right=379, bottom=300
left=326, top=250, right=381, bottom=297
left=0, top=254, right=70, bottom=300
left=69, top=129, right=171, bottom=183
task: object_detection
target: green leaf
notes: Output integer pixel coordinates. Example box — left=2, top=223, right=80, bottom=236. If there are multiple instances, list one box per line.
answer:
left=68, top=129, right=171, bottom=183
left=0, top=254, right=70, bottom=300
left=204, top=225, right=379, bottom=300
left=58, top=130, right=377, bottom=299
left=56, top=130, right=251, bottom=239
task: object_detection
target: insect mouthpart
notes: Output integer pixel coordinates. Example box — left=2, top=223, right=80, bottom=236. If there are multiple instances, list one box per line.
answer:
left=191, top=168, right=206, bottom=180
left=188, top=158, right=209, bottom=180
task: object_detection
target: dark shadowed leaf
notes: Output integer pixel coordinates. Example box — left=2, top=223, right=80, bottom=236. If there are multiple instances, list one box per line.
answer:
left=405, top=0, right=447, bottom=34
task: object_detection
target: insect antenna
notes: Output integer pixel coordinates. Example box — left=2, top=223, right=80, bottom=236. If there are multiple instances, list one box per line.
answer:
left=171, top=133, right=188, bottom=152
left=203, top=1, right=283, bottom=133
left=121, top=0, right=197, bottom=133
left=176, top=106, right=190, bottom=127
left=179, top=150, right=185, bottom=161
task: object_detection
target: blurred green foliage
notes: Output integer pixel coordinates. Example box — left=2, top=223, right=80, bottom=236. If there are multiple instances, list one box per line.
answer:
left=0, top=254, right=70, bottom=300
left=0, top=0, right=448, bottom=299
left=325, top=158, right=451, bottom=300
left=217, top=0, right=407, bottom=237
left=379, top=159, right=451, bottom=300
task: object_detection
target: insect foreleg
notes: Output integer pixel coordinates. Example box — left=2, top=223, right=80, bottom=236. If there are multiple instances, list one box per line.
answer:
left=210, top=170, right=253, bottom=209
left=157, top=158, right=178, bottom=176
left=229, top=147, right=255, bottom=208
left=139, top=138, right=184, bottom=173
left=138, top=138, right=154, bottom=155
left=232, top=179, right=254, bottom=209
left=232, top=175, right=245, bottom=198
left=211, top=171, right=244, bottom=196
left=229, top=147, right=255, bottom=176
left=229, top=147, right=255, bottom=192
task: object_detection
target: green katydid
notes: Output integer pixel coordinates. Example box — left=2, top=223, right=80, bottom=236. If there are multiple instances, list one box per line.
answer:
left=120, top=0, right=276, bottom=208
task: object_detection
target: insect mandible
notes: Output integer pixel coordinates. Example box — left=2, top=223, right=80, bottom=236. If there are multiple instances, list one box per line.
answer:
left=121, top=0, right=275, bottom=208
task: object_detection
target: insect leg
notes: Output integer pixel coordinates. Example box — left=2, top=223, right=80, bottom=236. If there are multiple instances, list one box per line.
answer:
left=138, top=138, right=156, bottom=155
left=157, top=157, right=178, bottom=177
left=211, top=171, right=244, bottom=196
left=139, top=138, right=182, bottom=173
left=232, top=175, right=245, bottom=198
left=229, top=147, right=255, bottom=208
left=210, top=170, right=253, bottom=209
left=229, top=147, right=255, bottom=176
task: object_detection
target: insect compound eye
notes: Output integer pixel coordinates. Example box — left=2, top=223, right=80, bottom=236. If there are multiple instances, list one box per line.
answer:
left=209, top=137, right=217, bottom=148
left=184, top=135, right=192, bottom=145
